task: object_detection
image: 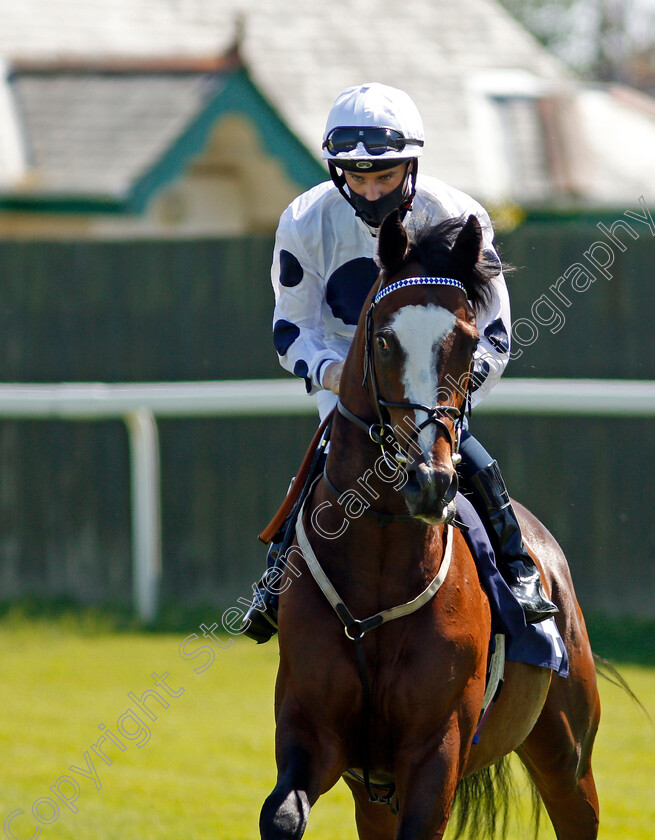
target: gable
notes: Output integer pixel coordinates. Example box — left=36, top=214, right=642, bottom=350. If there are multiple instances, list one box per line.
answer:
left=0, top=60, right=326, bottom=216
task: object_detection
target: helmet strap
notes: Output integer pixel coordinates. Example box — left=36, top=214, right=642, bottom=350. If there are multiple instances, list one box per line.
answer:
left=328, top=161, right=352, bottom=207
left=402, top=158, right=418, bottom=215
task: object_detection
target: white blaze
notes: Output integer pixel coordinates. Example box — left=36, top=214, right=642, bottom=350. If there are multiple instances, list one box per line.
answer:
left=388, top=304, right=456, bottom=460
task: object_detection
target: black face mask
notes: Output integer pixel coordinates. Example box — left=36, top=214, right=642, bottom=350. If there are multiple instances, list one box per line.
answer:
left=348, top=180, right=409, bottom=228
left=328, top=160, right=418, bottom=230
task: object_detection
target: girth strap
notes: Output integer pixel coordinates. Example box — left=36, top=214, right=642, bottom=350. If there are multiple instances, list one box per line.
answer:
left=472, top=633, right=506, bottom=745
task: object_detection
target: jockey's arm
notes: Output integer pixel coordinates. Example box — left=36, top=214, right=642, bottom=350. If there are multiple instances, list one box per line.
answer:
left=468, top=206, right=512, bottom=409
left=271, top=210, right=343, bottom=395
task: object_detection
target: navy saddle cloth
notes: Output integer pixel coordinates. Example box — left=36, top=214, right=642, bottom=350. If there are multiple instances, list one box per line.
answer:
left=455, top=492, right=568, bottom=677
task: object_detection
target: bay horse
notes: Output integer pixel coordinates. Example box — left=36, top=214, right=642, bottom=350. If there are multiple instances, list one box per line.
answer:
left=260, top=211, right=600, bottom=839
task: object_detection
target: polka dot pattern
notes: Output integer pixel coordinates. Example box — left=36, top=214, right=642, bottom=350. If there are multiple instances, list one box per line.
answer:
left=273, top=319, right=300, bottom=356
left=279, top=250, right=304, bottom=287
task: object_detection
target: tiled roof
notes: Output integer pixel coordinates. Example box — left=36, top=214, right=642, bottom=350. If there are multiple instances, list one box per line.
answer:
left=11, top=62, right=227, bottom=197
left=1, top=54, right=326, bottom=210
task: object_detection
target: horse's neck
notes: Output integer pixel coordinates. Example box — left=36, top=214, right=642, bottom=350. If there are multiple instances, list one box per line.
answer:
left=318, top=424, right=446, bottom=602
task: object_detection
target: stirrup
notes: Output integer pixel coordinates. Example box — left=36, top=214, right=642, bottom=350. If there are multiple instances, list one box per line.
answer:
left=241, top=570, right=280, bottom=644
left=242, top=598, right=278, bottom=643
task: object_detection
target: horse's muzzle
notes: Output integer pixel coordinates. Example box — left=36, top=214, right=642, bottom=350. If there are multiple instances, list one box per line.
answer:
left=402, top=461, right=458, bottom=524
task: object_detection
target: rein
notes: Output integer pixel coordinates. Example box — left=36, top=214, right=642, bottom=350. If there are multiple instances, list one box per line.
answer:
left=340, top=275, right=471, bottom=469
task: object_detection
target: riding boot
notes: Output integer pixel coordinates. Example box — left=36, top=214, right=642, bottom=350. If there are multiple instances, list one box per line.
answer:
left=470, top=461, right=559, bottom=624
left=241, top=448, right=329, bottom=644
left=241, top=533, right=285, bottom=644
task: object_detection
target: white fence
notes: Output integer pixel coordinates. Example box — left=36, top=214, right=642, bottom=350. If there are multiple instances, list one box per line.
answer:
left=2, top=377, right=654, bottom=621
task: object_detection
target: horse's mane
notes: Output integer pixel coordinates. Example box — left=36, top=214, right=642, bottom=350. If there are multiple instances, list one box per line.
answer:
left=405, top=215, right=501, bottom=312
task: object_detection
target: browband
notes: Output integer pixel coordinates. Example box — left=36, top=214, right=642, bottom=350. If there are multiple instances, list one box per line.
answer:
left=374, top=276, right=466, bottom=304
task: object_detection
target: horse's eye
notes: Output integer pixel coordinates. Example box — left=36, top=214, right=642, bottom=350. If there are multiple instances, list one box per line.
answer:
left=376, top=334, right=390, bottom=353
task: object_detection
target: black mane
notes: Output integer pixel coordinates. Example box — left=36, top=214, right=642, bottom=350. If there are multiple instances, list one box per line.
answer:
left=405, top=216, right=501, bottom=311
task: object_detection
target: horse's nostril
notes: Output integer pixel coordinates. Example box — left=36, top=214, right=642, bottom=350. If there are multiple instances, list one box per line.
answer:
left=405, top=468, right=422, bottom=496
left=433, top=470, right=452, bottom=500
left=404, top=463, right=456, bottom=505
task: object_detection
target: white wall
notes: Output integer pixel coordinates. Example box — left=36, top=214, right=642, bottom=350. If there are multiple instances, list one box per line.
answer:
left=0, top=57, right=26, bottom=187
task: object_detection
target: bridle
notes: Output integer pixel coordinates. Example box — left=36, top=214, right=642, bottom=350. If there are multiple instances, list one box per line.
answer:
left=338, top=275, right=472, bottom=469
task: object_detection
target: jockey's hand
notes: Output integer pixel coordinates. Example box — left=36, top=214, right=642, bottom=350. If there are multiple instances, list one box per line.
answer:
left=323, top=361, right=344, bottom=395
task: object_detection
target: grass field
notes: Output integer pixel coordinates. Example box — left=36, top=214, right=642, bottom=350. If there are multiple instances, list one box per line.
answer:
left=0, top=607, right=653, bottom=839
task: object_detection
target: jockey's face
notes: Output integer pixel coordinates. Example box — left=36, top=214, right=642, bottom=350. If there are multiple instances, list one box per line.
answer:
left=343, top=163, right=406, bottom=202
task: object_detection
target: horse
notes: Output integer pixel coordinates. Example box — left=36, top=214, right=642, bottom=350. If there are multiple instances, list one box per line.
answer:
left=260, top=210, right=601, bottom=839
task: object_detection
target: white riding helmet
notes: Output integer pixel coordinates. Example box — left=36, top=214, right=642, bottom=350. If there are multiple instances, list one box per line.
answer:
left=322, top=83, right=425, bottom=171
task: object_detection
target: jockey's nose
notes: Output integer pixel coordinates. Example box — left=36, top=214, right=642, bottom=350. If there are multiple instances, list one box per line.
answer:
left=362, top=182, right=385, bottom=202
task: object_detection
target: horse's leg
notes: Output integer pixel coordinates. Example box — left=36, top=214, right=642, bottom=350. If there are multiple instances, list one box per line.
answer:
left=517, top=656, right=601, bottom=839
left=391, top=728, right=465, bottom=840
left=512, top=506, right=601, bottom=839
left=260, top=699, right=344, bottom=840
left=343, top=775, right=397, bottom=840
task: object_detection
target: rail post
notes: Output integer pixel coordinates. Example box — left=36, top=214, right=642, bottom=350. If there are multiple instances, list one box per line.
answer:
left=125, top=409, right=161, bottom=623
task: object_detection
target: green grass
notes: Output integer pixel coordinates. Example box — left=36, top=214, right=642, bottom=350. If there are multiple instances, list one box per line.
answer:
left=0, top=608, right=653, bottom=839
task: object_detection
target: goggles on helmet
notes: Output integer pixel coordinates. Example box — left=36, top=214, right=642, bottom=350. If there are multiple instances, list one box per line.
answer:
left=322, top=126, right=424, bottom=157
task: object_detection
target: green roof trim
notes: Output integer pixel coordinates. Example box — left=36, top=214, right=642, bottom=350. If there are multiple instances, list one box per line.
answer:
left=0, top=66, right=327, bottom=216
left=128, top=67, right=327, bottom=214
left=0, top=194, right=126, bottom=214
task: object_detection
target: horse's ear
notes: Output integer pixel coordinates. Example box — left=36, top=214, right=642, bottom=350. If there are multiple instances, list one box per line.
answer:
left=378, top=210, right=409, bottom=276
left=452, top=214, right=482, bottom=271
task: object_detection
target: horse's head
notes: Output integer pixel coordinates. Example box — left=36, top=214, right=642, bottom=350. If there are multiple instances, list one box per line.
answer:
left=361, top=210, right=497, bottom=524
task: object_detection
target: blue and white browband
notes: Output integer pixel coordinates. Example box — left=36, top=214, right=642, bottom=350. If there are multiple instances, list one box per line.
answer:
left=373, top=276, right=466, bottom=304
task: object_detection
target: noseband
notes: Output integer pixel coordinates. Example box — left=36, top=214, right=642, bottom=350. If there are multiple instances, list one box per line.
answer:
left=338, top=276, right=471, bottom=467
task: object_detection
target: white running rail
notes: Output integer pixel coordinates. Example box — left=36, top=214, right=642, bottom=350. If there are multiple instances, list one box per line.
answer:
left=1, top=378, right=653, bottom=621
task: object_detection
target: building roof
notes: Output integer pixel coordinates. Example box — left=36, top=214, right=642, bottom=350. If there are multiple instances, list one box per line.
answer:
left=0, top=0, right=654, bottom=212
left=0, top=55, right=325, bottom=213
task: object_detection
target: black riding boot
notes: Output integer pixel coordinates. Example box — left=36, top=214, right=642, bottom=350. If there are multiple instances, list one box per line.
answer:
left=241, top=445, right=330, bottom=644
left=241, top=530, right=286, bottom=644
left=470, top=461, right=558, bottom=624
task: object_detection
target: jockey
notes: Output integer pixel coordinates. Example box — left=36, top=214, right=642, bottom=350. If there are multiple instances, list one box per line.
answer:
left=243, top=82, right=557, bottom=643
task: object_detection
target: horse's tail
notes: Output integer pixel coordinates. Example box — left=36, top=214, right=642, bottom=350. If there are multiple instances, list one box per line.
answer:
left=593, top=652, right=650, bottom=720
left=451, top=756, right=542, bottom=840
